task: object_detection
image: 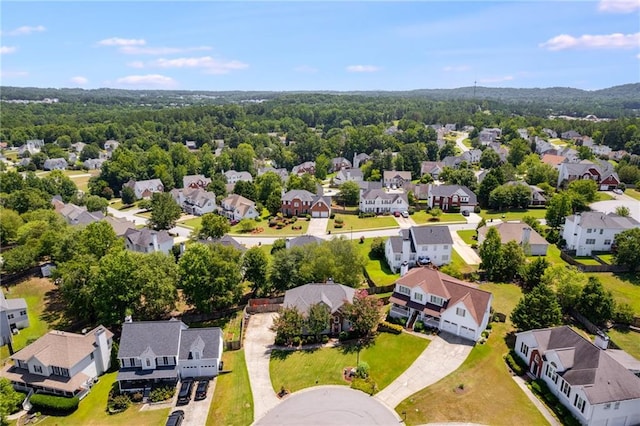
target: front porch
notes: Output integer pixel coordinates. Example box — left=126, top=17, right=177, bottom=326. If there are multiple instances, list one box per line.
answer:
left=116, top=366, right=178, bottom=392
left=389, top=303, right=440, bottom=330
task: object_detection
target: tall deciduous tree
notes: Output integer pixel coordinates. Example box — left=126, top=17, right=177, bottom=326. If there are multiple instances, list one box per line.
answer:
left=541, top=265, right=587, bottom=311
left=346, top=290, right=382, bottom=339
left=613, top=228, right=640, bottom=272
left=0, top=377, right=24, bottom=425
left=149, top=192, right=182, bottom=230
left=479, top=227, right=502, bottom=281
left=510, top=284, right=562, bottom=331
left=339, top=181, right=360, bottom=206
left=196, top=213, right=230, bottom=240
left=567, top=179, right=597, bottom=203
left=545, top=192, right=572, bottom=230
left=578, top=277, right=615, bottom=325
left=519, top=257, right=550, bottom=292
left=121, top=186, right=136, bottom=205
left=242, top=246, right=269, bottom=295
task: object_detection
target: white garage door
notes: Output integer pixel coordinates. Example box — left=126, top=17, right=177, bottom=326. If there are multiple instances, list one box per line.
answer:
left=460, top=326, right=476, bottom=340
left=312, top=211, right=329, bottom=218
left=441, top=320, right=458, bottom=334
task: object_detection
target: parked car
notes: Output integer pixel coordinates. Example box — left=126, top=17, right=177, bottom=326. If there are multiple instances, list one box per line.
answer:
left=401, top=211, right=409, bottom=218
left=166, top=410, right=185, bottom=426
left=177, top=380, right=194, bottom=405
left=461, top=210, right=470, bottom=217
left=195, top=379, right=209, bottom=401
left=613, top=188, right=623, bottom=195
left=393, top=211, right=401, bottom=217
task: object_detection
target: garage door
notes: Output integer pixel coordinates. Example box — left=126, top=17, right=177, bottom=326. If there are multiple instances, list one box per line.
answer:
left=312, top=211, right=329, bottom=218
left=441, top=320, right=458, bottom=334
left=460, top=326, right=476, bottom=340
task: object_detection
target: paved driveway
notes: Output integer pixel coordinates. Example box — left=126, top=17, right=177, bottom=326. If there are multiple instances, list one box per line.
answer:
left=307, top=218, right=330, bottom=236
left=244, top=313, right=281, bottom=421
left=180, top=378, right=217, bottom=426
left=448, top=227, right=481, bottom=265
left=375, top=333, right=473, bottom=408
left=590, top=193, right=640, bottom=222
left=255, top=386, right=402, bottom=425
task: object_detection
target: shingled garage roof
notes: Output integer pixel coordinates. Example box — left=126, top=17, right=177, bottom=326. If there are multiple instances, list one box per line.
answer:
left=178, top=328, right=222, bottom=361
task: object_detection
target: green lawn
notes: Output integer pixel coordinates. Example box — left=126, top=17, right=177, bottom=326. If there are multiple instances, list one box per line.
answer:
left=586, top=272, right=640, bottom=313
left=108, top=199, right=138, bottom=211
left=229, top=219, right=309, bottom=236
left=39, top=372, right=171, bottom=426
left=462, top=138, right=473, bottom=148
left=412, top=211, right=466, bottom=225
left=450, top=249, right=478, bottom=275
left=624, top=189, right=640, bottom=201
left=608, top=328, right=640, bottom=360
left=480, top=208, right=547, bottom=221
left=594, top=192, right=614, bottom=201
left=208, top=350, right=253, bottom=426
left=456, top=230, right=476, bottom=245
left=574, top=256, right=602, bottom=266
left=0, top=278, right=59, bottom=361
left=596, top=254, right=615, bottom=264
left=396, top=283, right=549, bottom=426
left=192, top=310, right=244, bottom=342
left=328, top=214, right=398, bottom=233
left=270, top=332, right=429, bottom=394
left=179, top=215, right=202, bottom=229
left=539, top=244, right=567, bottom=267
left=358, top=238, right=399, bottom=286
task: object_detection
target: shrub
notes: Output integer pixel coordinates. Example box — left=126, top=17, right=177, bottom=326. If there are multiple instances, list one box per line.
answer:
left=306, top=214, right=311, bottom=221
left=335, top=217, right=344, bottom=224
left=481, top=330, right=489, bottom=338
left=370, top=237, right=386, bottom=259
left=413, top=321, right=425, bottom=333
left=505, top=350, right=527, bottom=376
left=149, top=386, right=175, bottom=403
left=291, top=216, right=298, bottom=222
left=30, top=394, right=79, bottom=414
left=292, top=336, right=301, bottom=346
left=269, top=219, right=278, bottom=227
left=377, top=321, right=403, bottom=334
left=356, top=361, right=370, bottom=379
left=529, top=379, right=581, bottom=426
left=330, top=213, right=335, bottom=219
left=474, top=205, right=481, bottom=213
left=486, top=323, right=492, bottom=330
left=255, top=216, right=262, bottom=222
left=110, top=394, right=131, bottom=411
left=334, top=223, right=343, bottom=228
left=322, top=335, right=329, bottom=344
left=276, top=223, right=284, bottom=229
left=613, top=303, right=635, bottom=325
left=130, top=392, right=143, bottom=403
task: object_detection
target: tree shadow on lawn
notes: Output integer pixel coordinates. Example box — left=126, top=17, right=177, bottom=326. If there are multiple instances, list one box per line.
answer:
left=338, top=336, right=377, bottom=355
left=41, top=288, right=78, bottom=331
left=615, top=272, right=640, bottom=286
left=270, top=347, right=320, bottom=361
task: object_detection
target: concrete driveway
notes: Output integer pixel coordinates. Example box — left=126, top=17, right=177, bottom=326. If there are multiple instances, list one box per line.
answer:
left=448, top=226, right=481, bottom=265
left=255, top=386, right=402, bottom=426
left=179, top=378, right=217, bottom=426
left=244, top=313, right=281, bottom=421
left=375, top=333, right=473, bottom=408
left=455, top=132, right=470, bottom=153
left=590, top=192, right=640, bottom=222
left=307, top=218, right=330, bottom=236
left=395, top=215, right=417, bottom=229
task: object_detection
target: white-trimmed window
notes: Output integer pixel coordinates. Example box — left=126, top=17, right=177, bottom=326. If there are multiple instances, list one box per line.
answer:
left=586, top=239, right=595, bottom=245
left=430, top=295, right=444, bottom=306
left=414, top=293, right=423, bottom=302
left=587, top=228, right=592, bottom=234
left=604, top=239, right=611, bottom=245
left=456, top=307, right=466, bottom=317
left=561, top=380, right=570, bottom=397
left=614, top=402, right=620, bottom=410
left=398, top=286, right=411, bottom=296
left=604, top=403, right=611, bottom=410
left=574, top=395, right=585, bottom=413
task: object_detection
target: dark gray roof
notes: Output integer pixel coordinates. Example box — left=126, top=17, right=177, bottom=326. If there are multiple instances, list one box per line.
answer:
left=567, top=212, right=639, bottom=230
left=124, top=228, right=173, bottom=247
left=283, top=283, right=356, bottom=315
left=411, top=226, right=453, bottom=245
left=358, top=181, right=383, bottom=191
left=282, top=189, right=315, bottom=202
left=118, top=320, right=187, bottom=358
left=387, top=236, right=403, bottom=254
left=178, top=328, right=222, bottom=361
left=288, top=235, right=323, bottom=248
left=428, top=184, right=478, bottom=204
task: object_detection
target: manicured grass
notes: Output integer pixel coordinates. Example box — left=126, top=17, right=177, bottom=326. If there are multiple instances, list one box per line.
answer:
left=456, top=230, right=476, bottom=245
left=0, top=278, right=59, bottom=361
left=135, top=211, right=152, bottom=219
left=586, top=272, right=640, bottom=313
left=358, top=238, right=399, bottom=286
left=108, top=199, right=138, bottom=211
left=192, top=310, right=244, bottom=342
left=450, top=249, right=478, bottom=275
left=270, top=332, right=429, bottom=394
left=594, top=192, right=614, bottom=201
left=396, top=283, right=548, bottom=426
left=208, top=350, right=253, bottom=426
left=596, top=254, right=615, bottom=264
left=624, top=189, right=640, bottom=201
left=462, top=138, right=473, bottom=148
left=607, top=328, right=640, bottom=360
left=480, top=208, right=547, bottom=221
left=539, top=244, right=567, bottom=267
left=39, top=372, right=171, bottom=426
left=179, top=216, right=202, bottom=229
left=574, top=256, right=601, bottom=266
left=229, top=219, right=309, bottom=236
left=68, top=170, right=99, bottom=192
left=328, top=214, right=398, bottom=233
left=412, top=211, right=466, bottom=225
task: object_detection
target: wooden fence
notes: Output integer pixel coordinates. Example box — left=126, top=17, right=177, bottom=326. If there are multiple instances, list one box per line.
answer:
left=560, top=251, right=629, bottom=273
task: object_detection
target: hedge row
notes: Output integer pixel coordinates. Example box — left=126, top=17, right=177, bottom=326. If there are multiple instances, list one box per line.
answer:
left=30, top=394, right=79, bottom=413
left=529, top=379, right=581, bottom=426
left=377, top=321, right=403, bottom=334
left=504, top=350, right=527, bottom=376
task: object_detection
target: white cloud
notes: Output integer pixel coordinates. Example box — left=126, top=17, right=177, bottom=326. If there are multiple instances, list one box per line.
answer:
left=118, top=45, right=211, bottom=55
left=293, top=65, right=318, bottom=73
left=0, top=70, right=28, bottom=78
left=98, top=37, right=146, bottom=47
left=70, top=76, right=89, bottom=85
left=0, top=46, right=17, bottom=55
left=151, top=56, right=248, bottom=74
left=598, top=0, right=640, bottom=13
left=637, top=53, right=640, bottom=59
left=127, top=61, right=145, bottom=69
left=479, top=75, right=514, bottom=84
left=540, top=32, right=640, bottom=50
left=346, top=65, right=380, bottom=73
left=443, top=65, right=470, bottom=72
left=4, top=25, right=46, bottom=36
left=115, top=74, right=177, bottom=87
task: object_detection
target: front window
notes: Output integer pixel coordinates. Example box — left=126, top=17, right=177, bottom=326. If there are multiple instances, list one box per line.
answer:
left=561, top=380, right=570, bottom=397
left=586, top=239, right=595, bottom=244
left=604, top=239, right=611, bottom=245
left=398, top=286, right=410, bottom=296
left=414, top=293, right=423, bottom=302
left=456, top=307, right=466, bottom=317
left=520, top=342, right=529, bottom=357
left=430, top=295, right=444, bottom=306
left=573, top=395, right=585, bottom=413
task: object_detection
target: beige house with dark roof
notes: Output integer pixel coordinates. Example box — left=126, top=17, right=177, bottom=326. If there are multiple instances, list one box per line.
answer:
left=1, top=326, right=113, bottom=397
left=477, top=221, right=548, bottom=256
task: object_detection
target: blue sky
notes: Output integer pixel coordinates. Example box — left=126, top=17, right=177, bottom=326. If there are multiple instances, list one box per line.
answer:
left=1, top=1, right=639, bottom=91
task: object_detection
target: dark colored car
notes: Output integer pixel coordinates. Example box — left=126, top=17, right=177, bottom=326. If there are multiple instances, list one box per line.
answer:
left=195, top=379, right=209, bottom=401
left=461, top=210, right=470, bottom=217
left=177, top=380, right=193, bottom=405
left=166, top=410, right=185, bottom=426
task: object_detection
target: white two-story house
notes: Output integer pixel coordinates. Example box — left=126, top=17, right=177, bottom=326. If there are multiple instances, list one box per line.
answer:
left=359, top=189, right=409, bottom=214
left=562, top=212, right=640, bottom=256
left=219, top=194, right=259, bottom=222
left=388, top=267, right=492, bottom=341
left=514, top=327, right=640, bottom=426
left=1, top=326, right=113, bottom=397
left=385, top=226, right=453, bottom=271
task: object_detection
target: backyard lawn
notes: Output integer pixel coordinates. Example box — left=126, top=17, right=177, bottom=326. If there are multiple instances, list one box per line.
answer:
left=396, top=283, right=549, bottom=426
left=328, top=213, right=398, bottom=233
left=358, top=238, right=399, bottom=286
left=412, top=211, right=466, bottom=225
left=480, top=208, right=547, bottom=221
left=587, top=272, right=640, bottom=313
left=450, top=249, right=478, bottom=275
left=596, top=254, right=615, bottom=264
left=270, top=332, right=429, bottom=394
left=208, top=350, right=253, bottom=426
left=179, top=215, right=202, bottom=229
left=39, top=372, right=171, bottom=426
left=0, top=278, right=59, bottom=361
left=456, top=230, right=476, bottom=245
left=607, top=328, right=640, bottom=360
left=625, top=189, right=640, bottom=201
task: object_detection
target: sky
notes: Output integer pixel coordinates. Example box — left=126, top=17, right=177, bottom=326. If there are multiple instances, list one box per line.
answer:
left=1, top=1, right=639, bottom=91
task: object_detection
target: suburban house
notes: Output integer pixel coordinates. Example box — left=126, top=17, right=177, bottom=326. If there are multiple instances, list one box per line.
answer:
left=68, top=153, right=78, bottom=165
left=219, top=194, right=259, bottom=221
left=1, top=325, right=112, bottom=397
left=460, top=149, right=482, bottom=164
left=514, top=326, right=640, bottom=426
left=184, top=140, right=197, bottom=150
left=285, top=235, right=324, bottom=249
left=557, top=160, right=620, bottom=190
left=426, top=184, right=478, bottom=213
left=543, top=128, right=558, bottom=138
left=442, top=156, right=462, bottom=169
left=103, top=216, right=136, bottom=237
left=535, top=137, right=556, bottom=155
left=103, top=140, right=119, bottom=158
left=183, top=174, right=211, bottom=189
left=201, top=235, right=247, bottom=252
left=591, top=144, right=612, bottom=157
left=389, top=267, right=493, bottom=341
left=122, top=179, right=164, bottom=200
left=333, top=168, right=363, bottom=185
left=52, top=200, right=104, bottom=226
left=124, top=228, right=174, bottom=254
left=420, top=161, right=445, bottom=179
left=505, top=181, right=547, bottom=206
left=385, top=226, right=453, bottom=271
left=562, top=212, right=640, bottom=256
left=223, top=170, right=253, bottom=185
left=116, top=319, right=223, bottom=392
left=561, top=130, right=582, bottom=140
left=283, top=282, right=356, bottom=335
left=281, top=189, right=331, bottom=218
left=170, top=187, right=216, bottom=216
left=0, top=290, right=29, bottom=347
left=352, top=153, right=370, bottom=169
left=383, top=171, right=412, bottom=188
left=479, top=128, right=502, bottom=145
left=257, top=166, right=289, bottom=182
left=18, top=140, right=44, bottom=157
left=359, top=188, right=409, bottom=215
left=83, top=158, right=106, bottom=170
left=331, top=157, right=352, bottom=172
left=70, top=142, right=86, bottom=153
left=43, top=158, right=68, bottom=171
left=478, top=222, right=549, bottom=256
left=541, top=154, right=567, bottom=169
left=291, top=161, right=316, bottom=176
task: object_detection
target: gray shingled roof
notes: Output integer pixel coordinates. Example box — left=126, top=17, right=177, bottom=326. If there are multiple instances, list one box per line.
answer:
left=567, top=212, right=639, bottom=230
left=411, top=226, right=453, bottom=245
left=118, top=320, right=186, bottom=358
left=288, top=235, right=323, bottom=248
left=283, top=283, right=355, bottom=315
left=178, top=328, right=222, bottom=360
left=387, top=236, right=403, bottom=254
left=282, top=189, right=315, bottom=202
left=361, top=189, right=408, bottom=204
left=428, top=185, right=477, bottom=204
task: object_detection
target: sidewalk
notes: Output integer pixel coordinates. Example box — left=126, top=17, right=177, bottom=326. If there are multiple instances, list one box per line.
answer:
left=511, top=376, right=561, bottom=426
